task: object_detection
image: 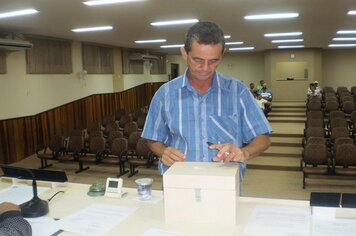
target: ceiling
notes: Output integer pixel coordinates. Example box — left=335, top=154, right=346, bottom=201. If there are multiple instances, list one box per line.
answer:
left=1, top=0, right=356, bottom=54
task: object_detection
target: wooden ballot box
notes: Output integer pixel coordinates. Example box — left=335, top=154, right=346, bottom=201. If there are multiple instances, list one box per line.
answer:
left=163, top=162, right=239, bottom=225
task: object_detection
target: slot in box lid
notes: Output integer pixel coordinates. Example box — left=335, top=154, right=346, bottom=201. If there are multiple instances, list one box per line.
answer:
left=163, top=162, right=239, bottom=191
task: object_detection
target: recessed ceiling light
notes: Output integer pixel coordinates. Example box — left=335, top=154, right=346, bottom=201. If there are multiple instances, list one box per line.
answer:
left=264, top=32, right=303, bottom=37
left=347, top=10, right=356, bottom=15
left=225, top=41, right=244, bottom=45
left=151, top=19, right=199, bottom=26
left=160, top=44, right=184, bottom=48
left=244, top=13, right=299, bottom=20
left=278, top=45, right=304, bottom=49
left=272, top=39, right=304, bottom=43
left=0, top=8, right=38, bottom=19
left=83, top=0, right=144, bottom=6
left=229, top=47, right=255, bottom=51
left=135, top=39, right=166, bottom=44
left=328, top=44, right=356, bottom=47
left=224, top=35, right=231, bottom=39
left=333, top=37, right=356, bottom=41
left=72, top=26, right=113, bottom=32
left=337, top=30, right=356, bottom=34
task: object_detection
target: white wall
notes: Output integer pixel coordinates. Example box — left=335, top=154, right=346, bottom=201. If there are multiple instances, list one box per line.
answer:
left=0, top=41, right=113, bottom=120
left=123, top=60, right=167, bottom=90
left=218, top=52, right=264, bottom=86
left=322, top=49, right=356, bottom=89
left=2, top=45, right=356, bottom=120
left=165, top=52, right=265, bottom=88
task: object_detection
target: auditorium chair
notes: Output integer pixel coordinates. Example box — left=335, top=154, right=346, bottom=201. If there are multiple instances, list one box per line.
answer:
left=37, top=135, right=65, bottom=169
left=106, top=130, right=124, bottom=148
left=333, top=144, right=356, bottom=176
left=342, top=100, right=356, bottom=116
left=306, top=111, right=323, bottom=120
left=102, top=114, right=116, bottom=128
left=127, top=138, right=153, bottom=178
left=76, top=136, right=106, bottom=173
left=302, top=127, right=326, bottom=147
left=118, top=114, right=133, bottom=129
left=101, top=137, right=129, bottom=177
left=58, top=135, right=85, bottom=163
left=302, top=143, right=331, bottom=189
left=123, top=121, right=138, bottom=138
left=103, top=121, right=120, bottom=137
left=115, top=108, right=127, bottom=122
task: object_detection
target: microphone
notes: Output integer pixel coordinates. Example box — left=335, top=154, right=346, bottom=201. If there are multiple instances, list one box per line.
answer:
left=1, top=165, right=49, bottom=218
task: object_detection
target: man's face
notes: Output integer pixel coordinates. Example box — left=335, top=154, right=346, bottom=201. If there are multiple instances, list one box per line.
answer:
left=181, top=41, right=223, bottom=82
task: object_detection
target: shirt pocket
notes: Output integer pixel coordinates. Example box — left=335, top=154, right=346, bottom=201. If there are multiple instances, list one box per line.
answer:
left=208, top=114, right=239, bottom=144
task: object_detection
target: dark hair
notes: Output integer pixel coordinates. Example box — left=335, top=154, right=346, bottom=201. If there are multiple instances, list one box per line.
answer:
left=184, top=21, right=225, bottom=53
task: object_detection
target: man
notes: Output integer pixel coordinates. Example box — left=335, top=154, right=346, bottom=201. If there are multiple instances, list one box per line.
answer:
left=313, top=81, right=322, bottom=94
left=0, top=202, right=32, bottom=236
left=142, top=21, right=271, bottom=180
left=249, top=82, right=257, bottom=93
left=258, top=82, right=273, bottom=102
left=256, top=80, right=265, bottom=91
left=306, top=83, right=321, bottom=98
left=254, top=92, right=271, bottom=117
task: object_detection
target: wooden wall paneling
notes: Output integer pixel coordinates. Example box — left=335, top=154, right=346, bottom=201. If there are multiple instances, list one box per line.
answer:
left=23, top=116, right=38, bottom=158
left=0, top=82, right=163, bottom=164
left=0, top=120, right=9, bottom=163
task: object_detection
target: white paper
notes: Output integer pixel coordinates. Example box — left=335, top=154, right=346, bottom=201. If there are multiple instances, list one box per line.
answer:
left=57, top=203, right=137, bottom=236
left=312, top=217, right=356, bottom=236
left=142, top=228, right=197, bottom=236
left=243, top=205, right=310, bottom=236
left=27, top=216, right=61, bottom=236
left=311, top=206, right=337, bottom=220
left=0, top=184, right=49, bottom=204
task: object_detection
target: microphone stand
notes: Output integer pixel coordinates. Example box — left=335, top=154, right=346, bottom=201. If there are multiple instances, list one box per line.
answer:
left=1, top=165, right=49, bottom=218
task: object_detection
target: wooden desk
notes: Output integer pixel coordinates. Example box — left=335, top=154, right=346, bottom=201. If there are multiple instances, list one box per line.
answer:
left=1, top=180, right=311, bottom=235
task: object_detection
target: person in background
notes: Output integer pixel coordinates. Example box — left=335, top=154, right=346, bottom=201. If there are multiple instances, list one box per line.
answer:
left=249, top=82, right=257, bottom=93
left=141, top=21, right=272, bottom=187
left=254, top=92, right=271, bottom=117
left=306, top=82, right=321, bottom=98
left=0, top=202, right=32, bottom=236
left=256, top=80, right=265, bottom=91
left=313, top=81, right=322, bottom=94
left=258, top=82, right=273, bottom=102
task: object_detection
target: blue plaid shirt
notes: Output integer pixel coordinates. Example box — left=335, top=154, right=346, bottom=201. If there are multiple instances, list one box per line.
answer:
left=142, top=70, right=272, bottom=174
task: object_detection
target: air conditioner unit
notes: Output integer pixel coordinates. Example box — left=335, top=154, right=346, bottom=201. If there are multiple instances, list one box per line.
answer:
left=129, top=53, right=159, bottom=61
left=0, top=38, right=33, bottom=51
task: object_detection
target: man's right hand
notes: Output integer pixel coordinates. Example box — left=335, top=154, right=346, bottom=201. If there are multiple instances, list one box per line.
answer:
left=161, top=146, right=185, bottom=166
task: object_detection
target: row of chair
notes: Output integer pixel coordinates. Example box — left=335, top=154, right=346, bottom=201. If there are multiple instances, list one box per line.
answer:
left=36, top=106, right=157, bottom=178
left=37, top=130, right=157, bottom=178
left=301, top=141, right=356, bottom=188
left=302, top=87, right=356, bottom=188
left=307, top=85, right=356, bottom=114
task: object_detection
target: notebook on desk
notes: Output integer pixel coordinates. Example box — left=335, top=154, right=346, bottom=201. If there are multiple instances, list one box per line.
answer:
left=310, top=192, right=341, bottom=207
left=310, top=192, right=356, bottom=209
left=341, top=193, right=356, bottom=208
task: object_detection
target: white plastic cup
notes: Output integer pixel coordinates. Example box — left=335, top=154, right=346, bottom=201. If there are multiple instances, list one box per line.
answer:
left=135, top=178, right=153, bottom=200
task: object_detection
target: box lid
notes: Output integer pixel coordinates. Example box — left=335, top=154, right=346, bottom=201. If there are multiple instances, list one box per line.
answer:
left=163, top=162, right=238, bottom=190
